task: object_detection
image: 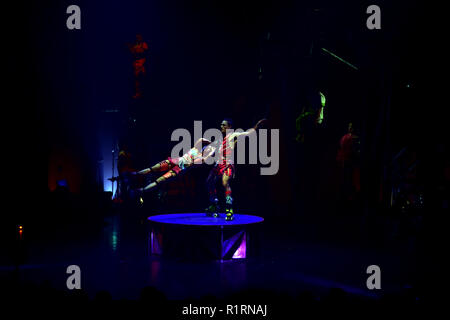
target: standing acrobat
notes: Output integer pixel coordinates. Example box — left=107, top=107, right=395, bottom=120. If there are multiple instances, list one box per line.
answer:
left=206, top=118, right=266, bottom=221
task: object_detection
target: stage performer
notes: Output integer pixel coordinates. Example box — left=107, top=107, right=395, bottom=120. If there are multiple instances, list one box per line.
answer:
left=295, top=91, right=326, bottom=143
left=336, top=122, right=360, bottom=202
left=206, top=118, right=267, bottom=221
left=109, top=141, right=138, bottom=204
left=135, top=138, right=216, bottom=192
left=127, top=34, right=148, bottom=99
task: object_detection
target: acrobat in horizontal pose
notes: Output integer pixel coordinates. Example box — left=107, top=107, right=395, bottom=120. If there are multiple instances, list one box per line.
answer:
left=135, top=138, right=216, bottom=192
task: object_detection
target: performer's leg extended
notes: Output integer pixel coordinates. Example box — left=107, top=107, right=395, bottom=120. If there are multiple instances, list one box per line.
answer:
left=222, top=170, right=234, bottom=221
left=142, top=169, right=178, bottom=191
left=138, top=159, right=174, bottom=175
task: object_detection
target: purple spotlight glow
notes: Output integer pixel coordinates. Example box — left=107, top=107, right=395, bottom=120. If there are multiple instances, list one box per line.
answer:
left=232, top=234, right=247, bottom=259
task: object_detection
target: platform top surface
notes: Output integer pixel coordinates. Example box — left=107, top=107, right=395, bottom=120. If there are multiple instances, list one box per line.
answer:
left=147, top=213, right=264, bottom=226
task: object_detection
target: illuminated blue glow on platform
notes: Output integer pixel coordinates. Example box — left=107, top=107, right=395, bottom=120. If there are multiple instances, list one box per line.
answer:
left=148, top=213, right=264, bottom=226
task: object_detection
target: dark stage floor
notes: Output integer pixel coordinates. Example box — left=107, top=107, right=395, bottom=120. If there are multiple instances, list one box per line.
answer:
left=0, top=204, right=420, bottom=304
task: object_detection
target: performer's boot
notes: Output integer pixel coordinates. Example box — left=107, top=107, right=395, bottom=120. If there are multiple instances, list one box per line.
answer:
left=205, top=198, right=219, bottom=218
left=225, top=206, right=234, bottom=221
left=225, top=195, right=234, bottom=221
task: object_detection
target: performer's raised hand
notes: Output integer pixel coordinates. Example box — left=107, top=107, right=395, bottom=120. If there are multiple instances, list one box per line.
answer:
left=320, top=92, right=326, bottom=107
left=255, top=118, right=268, bottom=129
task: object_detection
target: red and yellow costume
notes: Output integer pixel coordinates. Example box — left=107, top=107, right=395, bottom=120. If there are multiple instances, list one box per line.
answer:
left=129, top=37, right=148, bottom=99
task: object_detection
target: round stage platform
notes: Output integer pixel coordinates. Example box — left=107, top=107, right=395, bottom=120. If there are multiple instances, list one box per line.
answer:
left=148, top=213, right=264, bottom=226
left=147, top=213, right=264, bottom=261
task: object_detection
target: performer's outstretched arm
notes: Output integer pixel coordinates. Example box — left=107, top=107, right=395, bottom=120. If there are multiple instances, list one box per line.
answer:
left=232, top=118, right=267, bottom=139
left=193, top=145, right=216, bottom=164
left=236, top=119, right=267, bottom=137
left=193, top=138, right=211, bottom=150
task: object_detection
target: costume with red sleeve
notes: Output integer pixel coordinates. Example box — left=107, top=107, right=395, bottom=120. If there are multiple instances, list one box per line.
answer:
left=130, top=40, right=148, bottom=98
left=206, top=133, right=237, bottom=215
left=337, top=132, right=360, bottom=198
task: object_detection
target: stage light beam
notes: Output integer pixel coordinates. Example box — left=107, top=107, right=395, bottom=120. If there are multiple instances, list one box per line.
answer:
left=321, top=48, right=358, bottom=70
